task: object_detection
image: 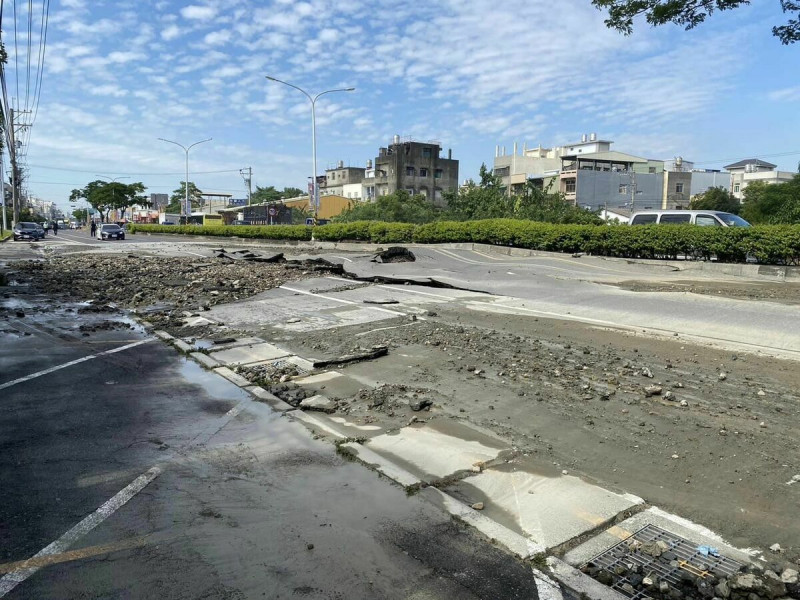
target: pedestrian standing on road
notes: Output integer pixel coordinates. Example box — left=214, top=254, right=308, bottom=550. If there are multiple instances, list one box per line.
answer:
left=52, top=221, right=59, bottom=236
left=90, top=221, right=97, bottom=237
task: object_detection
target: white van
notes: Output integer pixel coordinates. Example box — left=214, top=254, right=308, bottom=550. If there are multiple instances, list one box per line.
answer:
left=629, top=210, right=750, bottom=227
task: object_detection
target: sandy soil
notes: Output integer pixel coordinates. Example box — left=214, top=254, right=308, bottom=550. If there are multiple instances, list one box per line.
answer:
left=613, top=279, right=800, bottom=305
left=272, top=307, right=800, bottom=557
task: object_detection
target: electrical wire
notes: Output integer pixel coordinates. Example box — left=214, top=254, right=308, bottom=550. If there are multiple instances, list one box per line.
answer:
left=25, top=164, right=246, bottom=176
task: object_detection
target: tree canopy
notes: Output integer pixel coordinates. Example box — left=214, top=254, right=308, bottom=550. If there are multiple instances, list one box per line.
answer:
left=251, top=185, right=305, bottom=204
left=591, top=0, right=800, bottom=44
left=740, top=174, right=800, bottom=224
left=689, top=186, right=740, bottom=214
left=167, top=181, right=203, bottom=213
left=334, top=163, right=601, bottom=225
left=70, top=180, right=148, bottom=222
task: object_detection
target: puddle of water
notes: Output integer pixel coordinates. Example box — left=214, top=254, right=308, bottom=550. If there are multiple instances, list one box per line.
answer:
left=177, top=359, right=250, bottom=402
left=1, top=297, right=35, bottom=309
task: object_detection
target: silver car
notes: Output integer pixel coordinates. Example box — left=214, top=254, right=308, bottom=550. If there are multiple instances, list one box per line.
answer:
left=96, top=223, right=126, bottom=240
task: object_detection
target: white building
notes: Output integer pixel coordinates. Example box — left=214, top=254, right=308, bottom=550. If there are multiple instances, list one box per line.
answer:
left=725, top=159, right=795, bottom=200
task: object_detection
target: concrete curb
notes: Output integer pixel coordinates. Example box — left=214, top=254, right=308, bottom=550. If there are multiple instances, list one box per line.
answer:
left=190, top=352, right=220, bottom=369
left=339, top=442, right=420, bottom=487
left=243, top=386, right=295, bottom=412
left=212, top=366, right=252, bottom=387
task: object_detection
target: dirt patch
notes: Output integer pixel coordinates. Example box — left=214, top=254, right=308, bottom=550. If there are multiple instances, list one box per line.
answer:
left=268, top=304, right=800, bottom=557
left=613, top=279, right=800, bottom=305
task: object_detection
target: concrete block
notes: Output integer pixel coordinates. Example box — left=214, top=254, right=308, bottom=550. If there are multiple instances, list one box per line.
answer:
left=209, top=342, right=291, bottom=366
left=340, top=442, right=420, bottom=487
left=173, top=340, right=193, bottom=353
left=154, top=330, right=174, bottom=341
left=243, top=386, right=294, bottom=412
left=424, top=487, right=543, bottom=559
left=212, top=366, right=252, bottom=388
left=190, top=352, right=220, bottom=369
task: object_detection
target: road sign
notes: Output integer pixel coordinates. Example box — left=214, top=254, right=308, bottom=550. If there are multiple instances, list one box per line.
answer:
left=268, top=207, right=277, bottom=217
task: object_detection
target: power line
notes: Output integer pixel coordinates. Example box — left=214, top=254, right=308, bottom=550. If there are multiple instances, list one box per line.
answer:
left=26, top=163, right=245, bottom=176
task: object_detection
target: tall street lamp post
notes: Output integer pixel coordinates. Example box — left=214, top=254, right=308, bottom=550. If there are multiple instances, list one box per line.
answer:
left=265, top=76, right=354, bottom=219
left=157, top=137, right=212, bottom=221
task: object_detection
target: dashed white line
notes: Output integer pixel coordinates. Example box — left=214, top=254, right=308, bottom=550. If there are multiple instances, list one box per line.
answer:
left=0, top=339, right=155, bottom=391
left=0, top=466, right=162, bottom=597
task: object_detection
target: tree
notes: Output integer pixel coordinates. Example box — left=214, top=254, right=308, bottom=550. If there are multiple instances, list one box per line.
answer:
left=592, top=0, right=800, bottom=44
left=72, top=208, right=89, bottom=223
left=251, top=185, right=306, bottom=204
left=689, top=186, right=741, bottom=214
left=167, top=181, right=203, bottom=214
left=443, top=163, right=513, bottom=220
left=514, top=179, right=602, bottom=224
left=70, top=180, right=148, bottom=222
left=740, top=175, right=800, bottom=223
left=335, top=190, right=443, bottom=223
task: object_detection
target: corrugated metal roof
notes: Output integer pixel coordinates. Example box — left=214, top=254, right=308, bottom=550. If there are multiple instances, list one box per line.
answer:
left=562, top=151, right=648, bottom=163
left=723, top=158, right=777, bottom=170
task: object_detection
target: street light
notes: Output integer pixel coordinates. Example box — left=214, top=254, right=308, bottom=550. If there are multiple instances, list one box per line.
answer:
left=157, top=137, right=212, bottom=221
left=96, top=175, right=129, bottom=223
left=265, top=76, right=354, bottom=219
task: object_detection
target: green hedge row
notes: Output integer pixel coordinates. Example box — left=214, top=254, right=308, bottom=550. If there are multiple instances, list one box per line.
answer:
left=128, top=220, right=800, bottom=265
left=129, top=224, right=312, bottom=240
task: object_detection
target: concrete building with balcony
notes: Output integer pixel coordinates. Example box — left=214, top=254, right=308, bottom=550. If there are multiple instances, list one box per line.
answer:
left=362, top=135, right=459, bottom=207
left=725, top=159, right=795, bottom=200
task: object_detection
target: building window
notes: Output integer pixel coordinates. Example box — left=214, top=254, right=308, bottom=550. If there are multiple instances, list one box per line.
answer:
left=422, top=147, right=432, bottom=158
left=619, top=184, right=628, bottom=195
left=405, top=166, right=416, bottom=176
left=434, top=169, right=443, bottom=179
left=648, top=167, right=656, bottom=174
left=494, top=167, right=509, bottom=177
left=565, top=180, right=576, bottom=193
left=406, top=188, right=415, bottom=195
left=419, top=168, right=428, bottom=177
left=675, top=182, right=684, bottom=193
left=734, top=184, right=740, bottom=193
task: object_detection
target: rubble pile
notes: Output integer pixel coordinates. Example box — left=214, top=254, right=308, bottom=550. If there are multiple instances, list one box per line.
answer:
left=10, top=255, right=316, bottom=311
left=236, top=362, right=301, bottom=384
left=583, top=538, right=800, bottom=600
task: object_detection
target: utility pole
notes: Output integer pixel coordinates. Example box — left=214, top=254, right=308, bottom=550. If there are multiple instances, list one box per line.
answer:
left=0, top=146, right=5, bottom=235
left=240, top=167, right=252, bottom=205
left=8, top=108, right=31, bottom=225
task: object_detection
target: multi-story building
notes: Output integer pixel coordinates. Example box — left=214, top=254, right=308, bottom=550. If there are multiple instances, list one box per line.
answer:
left=725, top=159, right=795, bottom=200
left=363, top=136, right=459, bottom=207
left=321, top=161, right=366, bottom=197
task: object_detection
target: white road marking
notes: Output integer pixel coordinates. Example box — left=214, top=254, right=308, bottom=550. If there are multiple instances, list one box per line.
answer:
left=0, top=339, right=155, bottom=391
left=324, top=275, right=457, bottom=301
left=354, top=321, right=420, bottom=336
left=331, top=255, right=353, bottom=263
left=0, top=466, right=162, bottom=597
left=279, top=285, right=407, bottom=316
left=182, top=250, right=206, bottom=258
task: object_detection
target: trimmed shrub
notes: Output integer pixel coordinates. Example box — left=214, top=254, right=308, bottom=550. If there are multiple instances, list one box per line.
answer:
left=128, top=224, right=312, bottom=240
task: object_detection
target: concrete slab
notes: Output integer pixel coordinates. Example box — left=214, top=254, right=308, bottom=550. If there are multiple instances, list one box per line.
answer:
left=292, top=370, right=370, bottom=398
left=547, top=557, right=626, bottom=600
left=173, top=340, right=193, bottom=353
left=196, top=337, right=264, bottom=351
left=423, top=487, right=542, bottom=559
left=447, top=462, right=643, bottom=550
left=299, top=394, right=337, bottom=413
left=289, top=410, right=347, bottom=439
left=209, top=342, right=291, bottom=366
left=190, top=352, right=220, bottom=369
left=212, top=366, right=251, bottom=388
left=563, top=506, right=756, bottom=568
left=154, top=330, right=174, bottom=341
left=340, top=442, right=420, bottom=487
left=243, top=386, right=294, bottom=412
left=364, top=421, right=508, bottom=481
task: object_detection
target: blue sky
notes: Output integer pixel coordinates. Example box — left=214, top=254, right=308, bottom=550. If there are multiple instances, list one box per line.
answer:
left=4, top=0, right=800, bottom=213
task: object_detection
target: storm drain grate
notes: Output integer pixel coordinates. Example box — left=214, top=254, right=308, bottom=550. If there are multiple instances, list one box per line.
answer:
left=583, top=524, right=745, bottom=600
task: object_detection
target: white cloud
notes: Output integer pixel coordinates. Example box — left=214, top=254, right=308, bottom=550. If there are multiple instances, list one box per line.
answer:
left=161, top=24, right=182, bottom=40
left=204, top=30, right=231, bottom=45
left=90, top=84, right=126, bottom=97
left=768, top=86, right=800, bottom=102
left=108, top=51, right=146, bottom=64
left=181, top=5, right=217, bottom=20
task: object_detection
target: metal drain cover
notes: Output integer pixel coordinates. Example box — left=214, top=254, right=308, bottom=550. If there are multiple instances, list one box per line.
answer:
left=582, top=524, right=745, bottom=600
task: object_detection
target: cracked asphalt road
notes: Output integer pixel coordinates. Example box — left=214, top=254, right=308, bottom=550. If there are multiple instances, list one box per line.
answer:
left=0, top=279, right=539, bottom=599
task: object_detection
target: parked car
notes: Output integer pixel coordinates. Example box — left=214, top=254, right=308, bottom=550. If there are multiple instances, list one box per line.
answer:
left=97, top=223, right=126, bottom=240
left=629, top=210, right=751, bottom=227
left=13, top=222, right=46, bottom=241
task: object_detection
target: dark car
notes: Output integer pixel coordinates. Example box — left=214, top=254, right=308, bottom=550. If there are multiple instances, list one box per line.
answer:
left=97, top=223, right=126, bottom=240
left=13, top=222, right=46, bottom=241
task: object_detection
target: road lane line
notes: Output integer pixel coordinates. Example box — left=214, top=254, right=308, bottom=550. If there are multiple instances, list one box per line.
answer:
left=280, top=285, right=407, bottom=317
left=331, top=255, right=353, bottom=262
left=0, top=537, right=147, bottom=575
left=0, top=339, right=155, bottom=391
left=0, top=466, right=162, bottom=597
